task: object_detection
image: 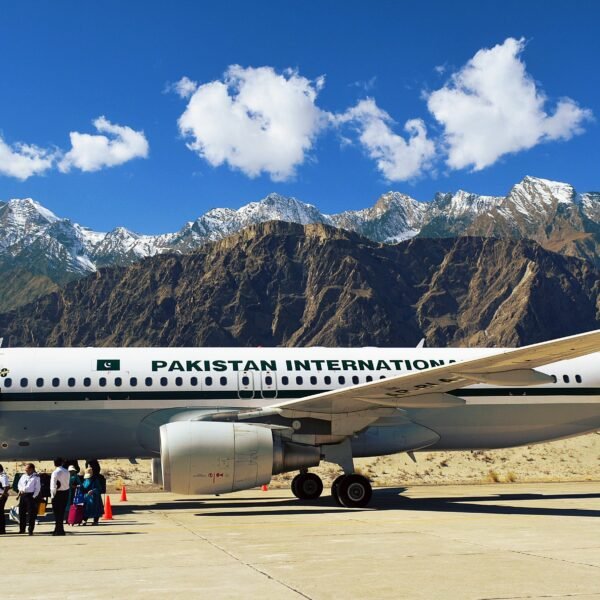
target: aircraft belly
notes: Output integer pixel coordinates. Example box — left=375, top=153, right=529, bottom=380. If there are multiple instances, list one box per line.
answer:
left=0, top=409, right=153, bottom=461
left=412, top=399, right=600, bottom=450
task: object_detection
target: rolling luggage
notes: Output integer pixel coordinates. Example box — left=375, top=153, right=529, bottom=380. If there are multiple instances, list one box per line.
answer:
left=67, top=503, right=84, bottom=525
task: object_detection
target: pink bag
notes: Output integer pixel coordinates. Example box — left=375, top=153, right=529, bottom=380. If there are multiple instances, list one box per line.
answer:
left=67, top=503, right=84, bottom=525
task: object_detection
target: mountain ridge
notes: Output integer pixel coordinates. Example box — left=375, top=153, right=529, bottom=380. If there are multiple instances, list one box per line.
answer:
left=1, top=175, right=599, bottom=311
left=0, top=221, right=597, bottom=349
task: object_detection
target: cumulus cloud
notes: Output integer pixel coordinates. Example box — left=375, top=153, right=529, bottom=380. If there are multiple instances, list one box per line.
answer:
left=176, top=65, right=328, bottom=181
left=0, top=136, right=55, bottom=180
left=337, top=98, right=436, bottom=181
left=427, top=37, right=593, bottom=171
left=59, top=116, right=149, bottom=173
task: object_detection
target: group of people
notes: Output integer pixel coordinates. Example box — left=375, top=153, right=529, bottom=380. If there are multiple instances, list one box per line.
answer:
left=0, top=458, right=106, bottom=535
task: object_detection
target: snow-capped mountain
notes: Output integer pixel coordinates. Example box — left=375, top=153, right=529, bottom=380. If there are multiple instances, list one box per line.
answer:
left=1, top=176, right=599, bottom=311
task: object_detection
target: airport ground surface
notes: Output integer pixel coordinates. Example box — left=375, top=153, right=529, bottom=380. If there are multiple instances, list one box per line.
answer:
left=2, top=482, right=599, bottom=600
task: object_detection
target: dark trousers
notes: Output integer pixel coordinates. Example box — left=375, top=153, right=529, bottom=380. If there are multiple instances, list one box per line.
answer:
left=19, top=493, right=37, bottom=533
left=0, top=493, right=7, bottom=533
left=52, top=491, right=68, bottom=534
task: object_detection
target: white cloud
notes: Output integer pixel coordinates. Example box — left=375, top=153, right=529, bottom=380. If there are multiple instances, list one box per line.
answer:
left=59, top=116, right=149, bottom=173
left=168, top=76, right=198, bottom=98
left=0, top=136, right=55, bottom=180
left=427, top=37, right=593, bottom=171
left=337, top=98, right=436, bottom=181
left=177, top=65, right=328, bottom=181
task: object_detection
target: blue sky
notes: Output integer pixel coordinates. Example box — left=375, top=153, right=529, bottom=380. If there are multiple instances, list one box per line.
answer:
left=0, top=0, right=598, bottom=233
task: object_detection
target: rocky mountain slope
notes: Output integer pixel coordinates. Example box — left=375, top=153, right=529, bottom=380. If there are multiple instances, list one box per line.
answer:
left=1, top=176, right=598, bottom=312
left=0, top=221, right=597, bottom=348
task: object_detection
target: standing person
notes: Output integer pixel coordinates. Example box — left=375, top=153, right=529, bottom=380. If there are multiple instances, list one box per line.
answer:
left=17, top=463, right=41, bottom=535
left=50, top=458, right=70, bottom=536
left=0, top=464, right=10, bottom=535
left=86, top=460, right=106, bottom=495
left=81, top=468, right=104, bottom=525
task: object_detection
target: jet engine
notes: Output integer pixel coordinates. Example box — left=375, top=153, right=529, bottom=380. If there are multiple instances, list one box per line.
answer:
left=160, top=421, right=320, bottom=495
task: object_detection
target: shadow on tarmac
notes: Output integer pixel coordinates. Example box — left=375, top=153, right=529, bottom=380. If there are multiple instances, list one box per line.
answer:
left=111, top=488, right=600, bottom=518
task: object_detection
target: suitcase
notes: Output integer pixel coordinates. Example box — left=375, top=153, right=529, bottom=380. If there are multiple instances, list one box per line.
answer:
left=67, top=503, right=84, bottom=525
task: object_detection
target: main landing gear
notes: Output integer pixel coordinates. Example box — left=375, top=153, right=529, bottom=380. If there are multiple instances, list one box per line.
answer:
left=291, top=472, right=324, bottom=500
left=331, top=474, right=372, bottom=508
left=290, top=471, right=373, bottom=508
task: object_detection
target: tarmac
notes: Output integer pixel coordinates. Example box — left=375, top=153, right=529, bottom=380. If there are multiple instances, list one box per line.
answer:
left=1, top=482, right=599, bottom=600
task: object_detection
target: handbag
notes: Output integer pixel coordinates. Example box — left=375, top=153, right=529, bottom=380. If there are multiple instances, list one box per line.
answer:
left=73, top=486, right=85, bottom=505
left=37, top=500, right=47, bottom=516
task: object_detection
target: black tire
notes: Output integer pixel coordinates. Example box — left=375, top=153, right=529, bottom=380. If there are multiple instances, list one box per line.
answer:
left=331, top=475, right=345, bottom=506
left=291, top=474, right=301, bottom=498
left=294, top=473, right=323, bottom=500
left=337, top=474, right=372, bottom=508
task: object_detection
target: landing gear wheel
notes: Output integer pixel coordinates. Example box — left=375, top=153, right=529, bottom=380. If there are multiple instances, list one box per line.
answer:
left=291, top=473, right=323, bottom=500
left=337, top=474, right=372, bottom=508
left=331, top=475, right=345, bottom=506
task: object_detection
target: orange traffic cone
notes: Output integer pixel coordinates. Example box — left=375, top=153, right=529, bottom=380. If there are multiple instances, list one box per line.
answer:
left=261, top=484, right=268, bottom=491
left=102, top=495, right=113, bottom=520
left=120, top=485, right=128, bottom=502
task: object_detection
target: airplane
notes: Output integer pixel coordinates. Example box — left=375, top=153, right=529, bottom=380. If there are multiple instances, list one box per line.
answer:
left=0, top=329, right=599, bottom=508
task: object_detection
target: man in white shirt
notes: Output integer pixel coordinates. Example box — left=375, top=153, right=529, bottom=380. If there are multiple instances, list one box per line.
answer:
left=0, top=464, right=10, bottom=535
left=50, top=457, right=70, bottom=536
left=17, top=463, right=41, bottom=535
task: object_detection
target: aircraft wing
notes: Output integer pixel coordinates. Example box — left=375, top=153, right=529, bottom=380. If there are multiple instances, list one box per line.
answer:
left=269, top=329, right=600, bottom=416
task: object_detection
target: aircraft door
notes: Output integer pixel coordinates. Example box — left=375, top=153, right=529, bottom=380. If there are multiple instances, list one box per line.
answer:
left=237, top=371, right=255, bottom=400
left=260, top=371, right=277, bottom=399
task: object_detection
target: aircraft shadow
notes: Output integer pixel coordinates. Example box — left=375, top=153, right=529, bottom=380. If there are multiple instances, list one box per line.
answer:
left=99, top=488, right=600, bottom=519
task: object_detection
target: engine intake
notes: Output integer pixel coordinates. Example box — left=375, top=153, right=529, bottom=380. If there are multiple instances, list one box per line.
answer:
left=160, top=421, right=320, bottom=495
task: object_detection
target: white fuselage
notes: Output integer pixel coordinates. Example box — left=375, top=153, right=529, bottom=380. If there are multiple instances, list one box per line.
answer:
left=1, top=347, right=599, bottom=461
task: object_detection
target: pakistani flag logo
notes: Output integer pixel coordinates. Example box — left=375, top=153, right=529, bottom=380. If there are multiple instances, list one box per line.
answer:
left=97, top=359, right=120, bottom=371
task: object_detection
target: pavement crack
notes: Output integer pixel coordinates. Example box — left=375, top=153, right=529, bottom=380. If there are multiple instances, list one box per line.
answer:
left=161, top=513, right=313, bottom=599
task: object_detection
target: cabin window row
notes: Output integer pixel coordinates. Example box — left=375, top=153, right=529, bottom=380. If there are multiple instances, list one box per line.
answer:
left=550, top=374, right=582, bottom=383
left=1, top=373, right=386, bottom=389
left=1, top=376, right=223, bottom=388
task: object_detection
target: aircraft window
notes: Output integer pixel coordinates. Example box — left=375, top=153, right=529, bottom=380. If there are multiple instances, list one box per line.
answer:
left=265, top=375, right=273, bottom=386
left=130, top=377, right=138, bottom=387
left=338, top=376, right=346, bottom=385
left=241, top=376, right=250, bottom=386
left=36, top=378, right=44, bottom=388
left=160, top=377, right=168, bottom=387
left=52, top=378, right=60, bottom=388
left=114, top=377, right=122, bottom=387
left=296, top=376, right=303, bottom=385
left=366, top=375, right=373, bottom=382
left=175, top=377, right=183, bottom=387
left=551, top=375, right=557, bottom=383
left=380, top=375, right=386, bottom=379
left=220, top=376, right=227, bottom=386
left=99, top=377, right=107, bottom=387
left=190, top=376, right=198, bottom=386
left=67, top=377, right=76, bottom=388
left=281, top=376, right=289, bottom=385
left=324, top=375, right=331, bottom=385
left=563, top=375, right=570, bottom=383
left=20, top=378, right=28, bottom=388
left=352, top=375, right=359, bottom=385
left=83, top=377, right=91, bottom=387
left=310, top=376, right=317, bottom=385
left=3, top=378, right=11, bottom=388
left=145, top=377, right=153, bottom=387
left=575, top=375, right=582, bottom=383
left=205, top=377, right=213, bottom=386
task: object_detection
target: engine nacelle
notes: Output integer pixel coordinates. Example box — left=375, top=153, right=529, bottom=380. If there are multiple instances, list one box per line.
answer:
left=160, top=421, right=320, bottom=495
